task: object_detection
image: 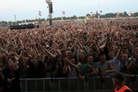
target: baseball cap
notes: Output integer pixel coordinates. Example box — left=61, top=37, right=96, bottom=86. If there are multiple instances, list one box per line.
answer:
left=111, top=72, right=124, bottom=82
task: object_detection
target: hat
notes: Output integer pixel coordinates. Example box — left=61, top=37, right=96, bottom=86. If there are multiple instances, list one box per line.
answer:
left=99, top=51, right=106, bottom=56
left=111, top=72, right=124, bottom=82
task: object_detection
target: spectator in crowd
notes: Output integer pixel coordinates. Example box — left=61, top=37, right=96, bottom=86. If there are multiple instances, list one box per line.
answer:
left=27, top=57, right=45, bottom=78
left=98, top=52, right=116, bottom=83
left=73, top=50, right=88, bottom=79
left=127, top=46, right=138, bottom=75
left=61, top=50, right=78, bottom=77
left=19, top=56, right=30, bottom=78
left=67, top=58, right=78, bottom=77
left=52, top=55, right=67, bottom=77
left=3, top=59, right=20, bottom=92
left=126, top=46, right=138, bottom=81
left=113, top=52, right=131, bottom=74
left=42, top=55, right=54, bottom=77
left=81, top=55, right=99, bottom=77
left=0, top=60, right=6, bottom=92
left=108, top=49, right=116, bottom=62
left=92, top=52, right=100, bottom=62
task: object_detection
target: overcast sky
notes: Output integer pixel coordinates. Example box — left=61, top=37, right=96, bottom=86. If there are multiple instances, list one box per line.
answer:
left=0, top=0, right=137, bottom=21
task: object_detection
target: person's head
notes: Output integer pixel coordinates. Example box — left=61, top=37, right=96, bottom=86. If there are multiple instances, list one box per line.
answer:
left=121, top=53, right=128, bottom=63
left=99, top=52, right=106, bottom=62
left=45, top=55, right=53, bottom=65
left=20, top=56, right=29, bottom=63
left=8, top=51, right=16, bottom=61
left=61, top=49, right=67, bottom=57
left=78, top=50, right=86, bottom=60
left=108, top=50, right=115, bottom=60
left=31, top=57, right=38, bottom=66
left=122, top=48, right=129, bottom=55
left=92, top=51, right=99, bottom=58
left=56, top=54, right=63, bottom=64
left=67, top=50, right=74, bottom=59
left=45, top=40, right=49, bottom=46
left=67, top=40, right=73, bottom=48
left=69, top=58, right=76, bottom=68
left=8, top=58, right=16, bottom=70
left=111, top=72, right=124, bottom=86
left=86, top=55, right=93, bottom=65
left=107, top=42, right=113, bottom=50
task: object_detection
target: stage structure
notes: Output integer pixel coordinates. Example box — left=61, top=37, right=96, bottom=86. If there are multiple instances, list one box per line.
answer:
left=9, top=22, right=39, bottom=30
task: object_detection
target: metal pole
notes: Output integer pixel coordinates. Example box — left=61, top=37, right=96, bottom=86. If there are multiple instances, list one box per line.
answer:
left=15, top=15, right=16, bottom=22
left=14, top=15, right=17, bottom=25
left=49, top=13, right=52, bottom=25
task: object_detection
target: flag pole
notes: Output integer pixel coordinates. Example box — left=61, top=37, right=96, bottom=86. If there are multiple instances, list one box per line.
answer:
left=38, top=10, right=41, bottom=24
left=14, top=15, right=17, bottom=25
left=62, top=11, right=65, bottom=20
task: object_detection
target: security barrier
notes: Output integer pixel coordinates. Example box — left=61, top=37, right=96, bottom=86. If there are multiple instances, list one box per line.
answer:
left=20, top=76, right=138, bottom=92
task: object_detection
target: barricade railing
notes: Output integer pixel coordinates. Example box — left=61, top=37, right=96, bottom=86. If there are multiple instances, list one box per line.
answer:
left=20, top=75, right=138, bottom=92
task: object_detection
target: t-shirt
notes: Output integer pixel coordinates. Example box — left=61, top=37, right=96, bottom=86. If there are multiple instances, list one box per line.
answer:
left=82, top=62, right=99, bottom=76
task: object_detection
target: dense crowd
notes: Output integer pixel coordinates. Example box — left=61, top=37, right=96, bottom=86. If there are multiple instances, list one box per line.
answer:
left=0, top=18, right=138, bottom=92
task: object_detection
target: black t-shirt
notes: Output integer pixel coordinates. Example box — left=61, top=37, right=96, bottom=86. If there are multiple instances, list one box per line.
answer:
left=124, top=89, right=132, bottom=92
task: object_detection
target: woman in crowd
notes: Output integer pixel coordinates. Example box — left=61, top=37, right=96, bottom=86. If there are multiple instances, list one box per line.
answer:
left=27, top=57, right=45, bottom=78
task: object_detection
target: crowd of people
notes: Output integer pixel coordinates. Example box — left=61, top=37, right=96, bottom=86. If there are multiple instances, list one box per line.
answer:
left=0, top=18, right=138, bottom=92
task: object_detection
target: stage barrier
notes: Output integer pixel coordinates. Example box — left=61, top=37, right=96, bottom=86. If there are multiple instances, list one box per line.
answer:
left=20, top=76, right=138, bottom=92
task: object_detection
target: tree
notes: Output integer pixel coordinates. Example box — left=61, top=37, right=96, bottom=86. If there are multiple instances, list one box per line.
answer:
left=72, top=15, right=77, bottom=19
left=86, top=14, right=91, bottom=16
left=105, top=13, right=116, bottom=18
left=123, top=11, right=128, bottom=17
left=134, top=12, right=138, bottom=17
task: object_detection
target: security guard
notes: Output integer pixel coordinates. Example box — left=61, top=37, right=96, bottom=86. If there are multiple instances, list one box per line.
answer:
left=111, top=72, right=133, bottom=92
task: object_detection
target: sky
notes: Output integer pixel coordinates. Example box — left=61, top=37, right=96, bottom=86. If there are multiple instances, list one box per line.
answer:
left=0, top=0, right=137, bottom=21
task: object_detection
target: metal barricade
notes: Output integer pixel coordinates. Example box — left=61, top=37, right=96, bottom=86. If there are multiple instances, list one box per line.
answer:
left=20, top=76, right=138, bottom=92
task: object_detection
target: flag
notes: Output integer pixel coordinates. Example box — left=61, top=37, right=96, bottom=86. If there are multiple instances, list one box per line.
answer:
left=62, top=11, right=65, bottom=15
left=39, top=10, right=41, bottom=16
left=116, top=12, right=120, bottom=18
